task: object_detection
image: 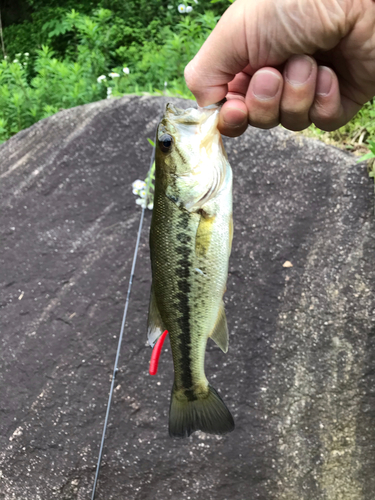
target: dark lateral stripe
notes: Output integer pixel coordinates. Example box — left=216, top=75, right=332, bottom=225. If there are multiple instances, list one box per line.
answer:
left=175, top=211, right=195, bottom=396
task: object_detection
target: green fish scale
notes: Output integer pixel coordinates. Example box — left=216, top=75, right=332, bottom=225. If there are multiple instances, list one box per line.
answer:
left=150, top=187, right=230, bottom=397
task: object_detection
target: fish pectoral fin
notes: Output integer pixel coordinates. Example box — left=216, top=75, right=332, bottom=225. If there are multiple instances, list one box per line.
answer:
left=147, top=285, right=166, bottom=347
left=195, top=212, right=215, bottom=257
left=209, top=303, right=229, bottom=353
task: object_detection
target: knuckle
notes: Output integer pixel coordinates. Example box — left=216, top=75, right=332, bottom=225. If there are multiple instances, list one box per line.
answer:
left=220, top=124, right=248, bottom=138
left=248, top=93, right=280, bottom=128
left=312, top=118, right=340, bottom=132
left=281, top=119, right=311, bottom=132
left=249, top=114, right=279, bottom=129
left=309, top=102, right=342, bottom=131
left=280, top=98, right=312, bottom=117
left=184, top=62, right=199, bottom=93
left=280, top=110, right=311, bottom=131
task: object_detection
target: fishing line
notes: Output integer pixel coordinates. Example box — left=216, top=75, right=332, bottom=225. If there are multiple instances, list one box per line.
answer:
left=91, top=114, right=159, bottom=500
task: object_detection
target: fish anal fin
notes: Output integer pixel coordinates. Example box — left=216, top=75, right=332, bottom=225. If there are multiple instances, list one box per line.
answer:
left=147, top=285, right=165, bottom=347
left=210, top=303, right=229, bottom=353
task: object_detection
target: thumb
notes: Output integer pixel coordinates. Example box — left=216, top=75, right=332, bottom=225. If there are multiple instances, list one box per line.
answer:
left=185, top=0, right=351, bottom=107
left=185, top=0, right=249, bottom=107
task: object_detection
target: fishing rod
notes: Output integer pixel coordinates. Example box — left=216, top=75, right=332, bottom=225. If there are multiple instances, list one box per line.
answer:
left=90, top=121, right=158, bottom=500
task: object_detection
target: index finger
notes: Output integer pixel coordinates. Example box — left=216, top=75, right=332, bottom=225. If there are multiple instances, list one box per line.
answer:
left=184, top=1, right=250, bottom=106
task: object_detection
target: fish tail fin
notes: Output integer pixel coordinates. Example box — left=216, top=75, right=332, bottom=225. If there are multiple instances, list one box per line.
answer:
left=169, top=383, right=234, bottom=438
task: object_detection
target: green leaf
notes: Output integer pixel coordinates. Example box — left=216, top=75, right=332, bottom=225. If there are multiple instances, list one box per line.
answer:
left=147, top=138, right=155, bottom=147
left=357, top=152, right=375, bottom=162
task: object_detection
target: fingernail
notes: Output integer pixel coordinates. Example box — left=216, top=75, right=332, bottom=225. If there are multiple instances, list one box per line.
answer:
left=286, top=56, right=313, bottom=86
left=252, top=71, right=281, bottom=100
left=316, top=66, right=333, bottom=96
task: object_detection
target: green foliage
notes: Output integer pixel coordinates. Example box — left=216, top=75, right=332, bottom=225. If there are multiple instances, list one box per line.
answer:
left=0, top=44, right=103, bottom=142
left=210, top=0, right=234, bottom=4
left=357, top=140, right=375, bottom=196
left=2, top=4, right=97, bottom=60
left=308, top=101, right=375, bottom=192
left=0, top=6, right=219, bottom=143
left=359, top=141, right=375, bottom=163
left=112, top=12, right=218, bottom=97
left=1, top=0, right=375, bottom=159
left=329, top=101, right=375, bottom=146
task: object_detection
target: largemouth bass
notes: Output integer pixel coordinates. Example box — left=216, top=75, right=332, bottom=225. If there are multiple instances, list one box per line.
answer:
left=148, top=102, right=234, bottom=438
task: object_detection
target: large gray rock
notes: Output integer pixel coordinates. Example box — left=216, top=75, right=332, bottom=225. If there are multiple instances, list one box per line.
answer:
left=1, top=96, right=374, bottom=500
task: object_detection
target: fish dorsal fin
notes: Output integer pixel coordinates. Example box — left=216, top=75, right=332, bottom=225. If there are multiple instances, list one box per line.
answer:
left=210, top=303, right=229, bottom=353
left=147, top=285, right=166, bottom=347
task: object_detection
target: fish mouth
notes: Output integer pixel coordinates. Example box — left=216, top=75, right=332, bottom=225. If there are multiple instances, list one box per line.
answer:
left=165, top=103, right=187, bottom=117
left=164, top=103, right=219, bottom=129
left=165, top=99, right=226, bottom=116
left=162, top=104, right=221, bottom=153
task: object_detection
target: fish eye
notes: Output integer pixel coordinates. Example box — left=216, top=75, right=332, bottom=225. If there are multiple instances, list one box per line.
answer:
left=159, top=134, right=173, bottom=153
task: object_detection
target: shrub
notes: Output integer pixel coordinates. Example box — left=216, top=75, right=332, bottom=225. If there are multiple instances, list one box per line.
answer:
left=0, top=45, right=103, bottom=142
left=0, top=7, right=218, bottom=142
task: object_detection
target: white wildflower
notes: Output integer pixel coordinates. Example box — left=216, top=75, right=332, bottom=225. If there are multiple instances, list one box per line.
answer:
left=136, top=198, right=147, bottom=208
left=132, top=180, right=152, bottom=208
left=97, top=75, right=106, bottom=83
left=13, top=59, right=18, bottom=63
left=164, top=81, right=168, bottom=88
left=178, top=4, right=186, bottom=13
left=109, top=72, right=120, bottom=78
left=193, top=0, right=198, bottom=4
left=106, top=87, right=112, bottom=99
left=132, top=179, right=146, bottom=190
left=186, top=5, right=193, bottom=12
left=123, top=67, right=130, bottom=75
left=24, top=52, right=30, bottom=57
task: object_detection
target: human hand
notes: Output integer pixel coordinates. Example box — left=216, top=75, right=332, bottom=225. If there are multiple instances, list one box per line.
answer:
left=184, top=0, right=375, bottom=137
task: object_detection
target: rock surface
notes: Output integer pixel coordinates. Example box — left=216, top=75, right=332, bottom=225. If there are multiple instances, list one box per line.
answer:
left=1, top=96, right=375, bottom=500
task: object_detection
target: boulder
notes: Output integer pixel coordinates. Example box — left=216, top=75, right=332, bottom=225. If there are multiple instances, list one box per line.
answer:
left=1, top=96, right=374, bottom=500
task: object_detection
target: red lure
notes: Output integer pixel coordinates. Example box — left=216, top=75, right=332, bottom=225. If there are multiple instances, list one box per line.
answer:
left=149, top=330, right=168, bottom=375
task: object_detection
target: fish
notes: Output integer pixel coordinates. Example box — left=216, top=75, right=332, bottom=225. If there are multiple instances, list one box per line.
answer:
left=148, top=102, right=234, bottom=438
